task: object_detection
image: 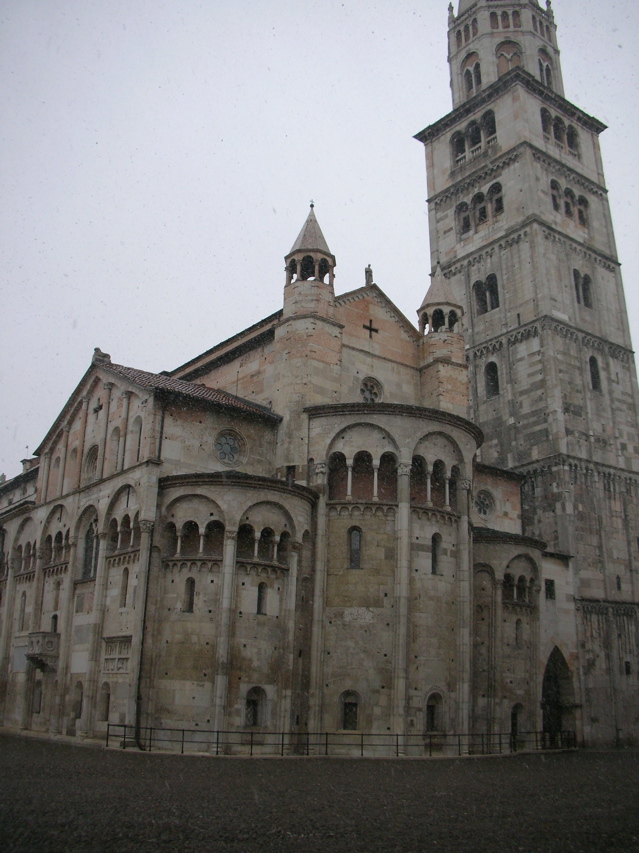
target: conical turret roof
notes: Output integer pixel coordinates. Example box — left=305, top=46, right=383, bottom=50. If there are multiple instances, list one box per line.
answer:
left=288, top=204, right=333, bottom=257
left=419, top=261, right=463, bottom=313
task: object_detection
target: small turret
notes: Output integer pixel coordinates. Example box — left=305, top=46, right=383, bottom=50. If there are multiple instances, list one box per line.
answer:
left=418, top=262, right=468, bottom=416
left=283, top=204, right=336, bottom=319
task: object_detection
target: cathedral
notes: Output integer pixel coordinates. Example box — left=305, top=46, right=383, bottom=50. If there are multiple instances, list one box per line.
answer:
left=1, top=0, right=637, bottom=752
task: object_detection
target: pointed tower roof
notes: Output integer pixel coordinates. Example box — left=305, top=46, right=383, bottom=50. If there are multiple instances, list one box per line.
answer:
left=288, top=204, right=333, bottom=258
left=419, top=260, right=462, bottom=314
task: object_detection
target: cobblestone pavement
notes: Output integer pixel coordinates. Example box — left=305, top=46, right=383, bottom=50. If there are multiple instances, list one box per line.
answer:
left=1, top=733, right=638, bottom=852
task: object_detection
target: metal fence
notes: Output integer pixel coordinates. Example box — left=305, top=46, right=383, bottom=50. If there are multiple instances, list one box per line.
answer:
left=106, top=724, right=577, bottom=757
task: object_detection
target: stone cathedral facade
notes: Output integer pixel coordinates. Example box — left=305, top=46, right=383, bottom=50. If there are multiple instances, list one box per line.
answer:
left=0, top=0, right=637, bottom=750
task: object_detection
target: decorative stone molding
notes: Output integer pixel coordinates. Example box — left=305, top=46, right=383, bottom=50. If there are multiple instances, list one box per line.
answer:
left=410, top=507, right=458, bottom=526
left=163, top=559, right=222, bottom=574
left=314, top=462, right=327, bottom=477
left=540, top=229, right=617, bottom=272
left=532, top=150, right=606, bottom=198
left=397, top=464, right=412, bottom=477
left=139, top=520, right=154, bottom=534
left=327, top=503, right=396, bottom=519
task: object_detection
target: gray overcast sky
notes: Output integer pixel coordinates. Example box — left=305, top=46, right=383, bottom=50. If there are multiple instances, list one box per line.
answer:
left=1, top=0, right=638, bottom=477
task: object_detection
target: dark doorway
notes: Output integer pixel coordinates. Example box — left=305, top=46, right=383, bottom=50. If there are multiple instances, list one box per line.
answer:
left=542, top=647, right=574, bottom=746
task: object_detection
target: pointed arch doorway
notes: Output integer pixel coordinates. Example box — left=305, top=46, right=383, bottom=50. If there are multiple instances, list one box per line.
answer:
left=541, top=647, right=576, bottom=746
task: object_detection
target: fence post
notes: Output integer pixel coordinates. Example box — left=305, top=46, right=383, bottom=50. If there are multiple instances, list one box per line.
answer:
left=360, top=732, right=364, bottom=757
left=396, top=733, right=399, bottom=757
left=325, top=732, right=328, bottom=756
left=281, top=730, right=285, bottom=757
left=106, top=724, right=110, bottom=749
left=123, top=726, right=127, bottom=750
left=149, top=727, right=153, bottom=752
left=250, top=730, right=254, bottom=757
left=181, top=728, right=185, bottom=755
left=458, top=734, right=461, bottom=756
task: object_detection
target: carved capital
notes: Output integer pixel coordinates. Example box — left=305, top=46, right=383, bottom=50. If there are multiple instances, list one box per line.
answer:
left=121, top=389, right=132, bottom=399
left=63, top=423, right=71, bottom=433
left=97, top=531, right=109, bottom=541
left=459, top=478, right=471, bottom=491
left=225, top=530, right=238, bottom=541
left=139, top=520, right=154, bottom=534
left=397, top=464, right=412, bottom=477
left=291, top=541, right=303, bottom=554
left=68, top=537, right=78, bottom=547
left=314, top=462, right=327, bottom=476
left=42, top=450, right=52, bottom=460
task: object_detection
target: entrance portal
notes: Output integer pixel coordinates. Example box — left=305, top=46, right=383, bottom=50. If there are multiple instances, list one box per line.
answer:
left=541, top=647, right=575, bottom=745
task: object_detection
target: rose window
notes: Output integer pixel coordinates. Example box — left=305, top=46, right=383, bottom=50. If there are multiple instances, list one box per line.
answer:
left=360, top=377, right=383, bottom=404
left=215, top=430, right=245, bottom=466
left=474, top=490, right=495, bottom=518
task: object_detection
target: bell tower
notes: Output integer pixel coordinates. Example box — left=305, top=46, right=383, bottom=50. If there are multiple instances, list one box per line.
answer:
left=416, top=0, right=639, bottom=746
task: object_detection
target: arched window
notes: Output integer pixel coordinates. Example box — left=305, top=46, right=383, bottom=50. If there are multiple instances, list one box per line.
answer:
left=464, top=68, right=473, bottom=96
left=456, top=202, right=471, bottom=237
left=516, top=575, right=528, bottom=601
left=512, top=10, right=521, bottom=27
left=541, top=108, right=552, bottom=138
left=471, top=193, right=487, bottom=226
left=471, top=18, right=478, bottom=37
left=276, top=531, right=291, bottom=566
left=552, top=116, right=565, bottom=146
left=577, top=197, right=589, bottom=227
left=431, top=460, right=446, bottom=508
left=119, top=514, right=131, bottom=550
left=496, top=41, right=521, bottom=76
left=532, top=15, right=538, bottom=32
left=18, top=590, right=27, bottom=632
left=452, top=132, right=466, bottom=166
left=449, top=465, right=460, bottom=512
left=410, top=456, right=428, bottom=505
left=426, top=693, right=443, bottom=732
left=348, top=527, right=362, bottom=570
left=318, top=258, right=330, bottom=282
left=132, top=513, right=141, bottom=549
left=54, top=531, right=64, bottom=562
left=83, top=445, right=99, bottom=485
left=53, top=580, right=61, bottom=611
left=501, top=11, right=510, bottom=28
left=582, top=275, right=593, bottom=309
left=431, top=533, right=442, bottom=575
left=378, top=452, right=398, bottom=502
left=448, top=310, right=459, bottom=332
left=616, top=575, right=622, bottom=592
left=340, top=690, right=360, bottom=730
left=24, top=541, right=32, bottom=571
left=589, top=356, right=601, bottom=392
left=464, top=24, right=470, bottom=43
left=130, top=416, right=143, bottom=464
left=107, top=518, right=118, bottom=553
left=51, top=613, right=58, bottom=633
left=82, top=520, right=98, bottom=579
left=109, top=427, right=120, bottom=475
left=485, top=362, right=500, bottom=398
left=162, top=522, right=178, bottom=557
left=236, top=524, right=255, bottom=560
left=473, top=62, right=482, bottom=90
left=352, top=451, right=374, bottom=501
left=257, top=581, right=267, bottom=615
left=432, top=308, right=446, bottom=332
left=481, top=110, right=497, bottom=142
left=456, top=30, right=462, bottom=49
left=99, top=682, right=110, bottom=722
left=467, top=120, right=482, bottom=152
left=258, top=528, right=275, bottom=562
left=33, top=680, right=42, bottom=715
left=550, top=180, right=561, bottom=212
left=184, top=576, right=195, bottom=613
left=203, top=521, right=225, bottom=558
left=474, top=280, right=488, bottom=316
left=245, top=686, right=266, bottom=727
left=503, top=573, right=515, bottom=601
left=567, top=126, right=579, bottom=155
left=328, top=452, right=348, bottom=500
left=564, top=189, right=576, bottom=218
left=573, top=269, right=582, bottom=304
left=119, top=567, right=129, bottom=609
left=490, top=11, right=498, bottom=29
left=181, top=521, right=199, bottom=557
left=300, top=255, right=315, bottom=280
left=487, top=183, right=504, bottom=217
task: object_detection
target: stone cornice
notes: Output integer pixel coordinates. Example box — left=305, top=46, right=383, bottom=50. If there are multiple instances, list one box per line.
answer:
left=515, top=454, right=639, bottom=485
left=472, top=525, right=547, bottom=551
left=303, top=402, right=483, bottom=446
left=414, top=67, right=606, bottom=145
left=159, top=471, right=318, bottom=505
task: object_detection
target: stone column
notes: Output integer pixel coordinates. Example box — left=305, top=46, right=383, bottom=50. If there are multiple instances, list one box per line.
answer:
left=308, top=461, right=328, bottom=732
left=58, top=425, right=70, bottom=497
left=39, top=451, right=52, bottom=504
left=32, top=547, right=46, bottom=632
left=126, top=520, right=154, bottom=729
left=444, top=477, right=451, bottom=510
left=212, top=530, right=237, bottom=732
left=82, top=531, right=109, bottom=737
left=75, top=395, right=91, bottom=489
left=198, top=531, right=206, bottom=556
left=346, top=460, right=353, bottom=500
left=52, top=537, right=77, bottom=734
left=279, top=542, right=300, bottom=736
left=391, top=463, right=412, bottom=738
left=117, top=390, right=132, bottom=472
left=426, top=471, right=432, bottom=505
left=456, top=479, right=472, bottom=740
left=372, top=462, right=379, bottom=501
left=98, top=382, right=114, bottom=480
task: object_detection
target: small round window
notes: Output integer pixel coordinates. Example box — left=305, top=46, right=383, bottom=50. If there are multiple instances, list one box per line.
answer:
left=360, top=377, right=383, bottom=404
left=474, top=490, right=495, bottom=519
left=214, top=430, right=246, bottom=466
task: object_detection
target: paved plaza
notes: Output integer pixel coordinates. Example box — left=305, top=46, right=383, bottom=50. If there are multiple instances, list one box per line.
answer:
left=1, top=733, right=638, bottom=852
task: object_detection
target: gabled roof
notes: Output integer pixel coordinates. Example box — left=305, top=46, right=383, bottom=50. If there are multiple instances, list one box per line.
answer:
left=287, top=205, right=333, bottom=258
left=335, top=283, right=421, bottom=342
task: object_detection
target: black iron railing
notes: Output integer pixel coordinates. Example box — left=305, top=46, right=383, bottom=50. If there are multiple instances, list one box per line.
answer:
left=106, top=724, right=576, bottom=756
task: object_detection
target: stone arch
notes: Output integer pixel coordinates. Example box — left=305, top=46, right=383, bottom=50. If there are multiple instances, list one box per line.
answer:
left=104, top=484, right=140, bottom=529
left=163, top=493, right=226, bottom=532
left=496, top=40, right=522, bottom=76
left=238, top=501, right=297, bottom=543
left=412, top=431, right=465, bottom=477
left=326, top=422, right=400, bottom=467
left=41, top=504, right=70, bottom=550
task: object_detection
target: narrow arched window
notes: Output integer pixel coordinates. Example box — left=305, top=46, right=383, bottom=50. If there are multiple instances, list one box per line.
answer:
left=553, top=116, right=565, bottom=146
left=431, top=460, right=446, bottom=508
left=550, top=180, right=561, bottom=212
left=512, top=10, right=521, bottom=27
left=485, top=275, right=499, bottom=311
left=456, top=202, right=471, bottom=237
left=257, top=581, right=267, bottom=615
left=564, top=189, right=576, bottom=218
left=410, top=456, right=428, bottom=505
left=119, top=567, right=129, bottom=608
left=464, top=24, right=470, bottom=43
left=119, top=514, right=131, bottom=550
left=474, top=280, right=488, bottom=316
left=432, top=308, right=446, bottom=331
left=501, top=11, right=510, bottom=28
left=83, top=445, right=99, bottom=484
left=426, top=693, right=443, bottom=732
left=51, top=613, right=58, bottom=633
left=567, top=126, right=579, bottom=155
left=340, top=691, right=360, bottom=730
left=541, top=108, right=552, bottom=138
left=485, top=362, right=500, bottom=398
left=482, top=110, right=497, bottom=142
left=300, top=255, right=315, bottom=280
left=33, top=680, right=43, bottom=715
left=490, top=11, right=498, bottom=29
left=431, top=533, right=442, bottom=575
left=464, top=68, right=473, bottom=96
left=582, top=275, right=593, bottom=309
left=236, top=524, right=255, bottom=560
left=488, top=183, right=504, bottom=217
left=245, top=686, right=266, bottom=727
left=82, top=520, right=98, bottom=579
left=184, top=576, right=195, bottom=613
left=515, top=619, right=523, bottom=647
left=107, top=518, right=118, bottom=553
left=181, top=520, right=199, bottom=557
left=573, top=269, right=582, bottom=304
left=471, top=18, right=478, bottom=37
left=132, top=513, right=141, bottom=549
left=328, top=452, right=348, bottom=500
left=258, top=527, right=274, bottom=561
left=99, top=682, right=111, bottom=722
left=577, top=197, right=589, bottom=227
left=352, top=451, right=374, bottom=501
left=53, top=580, right=61, bottom=612
left=468, top=121, right=482, bottom=151
left=516, top=575, right=527, bottom=601
left=616, top=575, right=622, bottom=591
left=456, top=30, right=462, bottom=49
left=348, top=527, right=362, bottom=570
left=451, top=132, right=466, bottom=166
left=472, top=193, right=487, bottom=226
left=130, top=416, right=143, bottom=464
left=589, top=356, right=601, bottom=392
left=503, top=573, right=515, bottom=601
left=318, top=257, right=330, bottom=282
left=473, top=62, right=482, bottom=89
